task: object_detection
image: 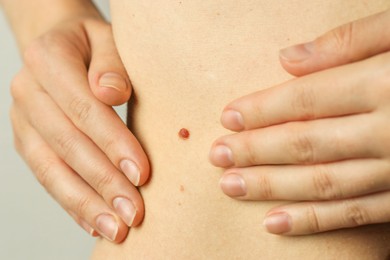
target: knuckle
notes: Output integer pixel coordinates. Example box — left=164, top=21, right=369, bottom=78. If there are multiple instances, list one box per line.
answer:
left=343, top=200, right=370, bottom=227
left=33, top=158, right=55, bottom=189
left=292, top=85, right=316, bottom=120
left=288, top=127, right=315, bottom=164
left=312, top=165, right=341, bottom=200
left=92, top=170, right=116, bottom=194
left=69, top=98, right=92, bottom=123
left=74, top=196, right=92, bottom=216
left=242, top=133, right=260, bottom=166
left=54, top=131, right=80, bottom=160
left=10, top=73, right=26, bottom=101
left=256, top=174, right=273, bottom=199
left=101, top=134, right=118, bottom=156
left=305, top=205, right=322, bottom=233
left=324, top=22, right=355, bottom=59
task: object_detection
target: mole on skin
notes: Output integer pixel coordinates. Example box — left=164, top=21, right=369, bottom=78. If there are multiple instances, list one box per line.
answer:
left=178, top=128, right=190, bottom=139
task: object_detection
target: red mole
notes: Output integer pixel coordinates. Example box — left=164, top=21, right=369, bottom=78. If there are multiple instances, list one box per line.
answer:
left=178, top=128, right=190, bottom=140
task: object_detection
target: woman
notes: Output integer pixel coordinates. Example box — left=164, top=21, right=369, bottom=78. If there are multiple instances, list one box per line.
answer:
left=4, top=0, right=390, bottom=258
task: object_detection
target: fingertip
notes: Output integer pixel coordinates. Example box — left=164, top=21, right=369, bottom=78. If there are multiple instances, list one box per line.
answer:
left=263, top=212, right=293, bottom=235
left=113, top=224, right=129, bottom=243
left=221, top=109, right=245, bottom=131
left=120, top=160, right=141, bottom=186
left=279, top=56, right=310, bottom=77
left=279, top=42, right=314, bottom=64
left=279, top=41, right=317, bottom=77
left=90, top=72, right=132, bottom=106
left=209, top=144, right=234, bottom=168
left=119, top=157, right=150, bottom=187
left=95, top=213, right=129, bottom=243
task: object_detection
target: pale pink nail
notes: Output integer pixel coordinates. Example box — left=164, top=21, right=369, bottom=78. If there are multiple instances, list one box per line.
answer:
left=220, top=173, right=247, bottom=197
left=99, top=73, right=128, bottom=92
left=113, top=197, right=137, bottom=227
left=120, top=160, right=140, bottom=186
left=279, top=41, right=314, bottom=62
left=96, top=214, right=119, bottom=241
left=263, top=212, right=292, bottom=234
left=221, top=110, right=244, bottom=131
left=210, top=145, right=234, bottom=167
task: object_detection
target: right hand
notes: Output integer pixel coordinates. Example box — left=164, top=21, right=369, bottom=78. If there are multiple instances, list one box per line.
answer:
left=10, top=15, right=149, bottom=243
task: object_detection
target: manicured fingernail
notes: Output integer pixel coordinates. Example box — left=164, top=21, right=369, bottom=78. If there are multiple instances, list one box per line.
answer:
left=120, top=160, right=140, bottom=186
left=279, top=41, right=314, bottom=62
left=221, top=110, right=244, bottom=131
left=99, top=73, right=128, bottom=92
left=113, top=197, right=136, bottom=227
left=96, top=214, right=119, bottom=241
left=263, top=212, right=292, bottom=234
left=220, top=173, right=247, bottom=197
left=210, top=145, right=234, bottom=167
left=79, top=219, right=99, bottom=237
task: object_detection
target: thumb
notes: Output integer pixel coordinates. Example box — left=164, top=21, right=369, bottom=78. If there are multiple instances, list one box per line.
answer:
left=279, top=10, right=390, bottom=76
left=86, top=20, right=131, bottom=106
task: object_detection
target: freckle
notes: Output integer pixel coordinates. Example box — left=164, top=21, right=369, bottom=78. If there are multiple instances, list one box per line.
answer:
left=180, top=185, right=185, bottom=192
left=178, top=128, right=190, bottom=140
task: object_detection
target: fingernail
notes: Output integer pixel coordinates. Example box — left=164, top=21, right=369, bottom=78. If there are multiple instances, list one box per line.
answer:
left=113, top=197, right=137, bottom=227
left=220, top=173, right=247, bottom=197
left=120, top=160, right=140, bottom=186
left=263, top=212, right=292, bottom=234
left=221, top=110, right=244, bottom=131
left=99, top=73, right=128, bottom=92
left=210, top=145, right=234, bottom=167
left=96, top=214, right=119, bottom=241
left=279, top=41, right=314, bottom=62
left=79, top=219, right=99, bottom=237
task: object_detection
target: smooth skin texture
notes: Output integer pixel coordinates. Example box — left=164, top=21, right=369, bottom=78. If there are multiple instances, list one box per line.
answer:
left=3, top=0, right=389, bottom=251
left=3, top=0, right=150, bottom=242
left=210, top=9, right=390, bottom=235
left=92, top=2, right=389, bottom=259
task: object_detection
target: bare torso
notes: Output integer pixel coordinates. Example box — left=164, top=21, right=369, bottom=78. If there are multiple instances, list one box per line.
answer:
left=92, top=1, right=390, bottom=259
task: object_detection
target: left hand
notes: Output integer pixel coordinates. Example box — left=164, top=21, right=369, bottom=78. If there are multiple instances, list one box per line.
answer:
left=209, top=10, right=390, bottom=235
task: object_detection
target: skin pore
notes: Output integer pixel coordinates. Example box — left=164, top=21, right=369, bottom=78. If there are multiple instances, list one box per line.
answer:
left=89, top=1, right=390, bottom=259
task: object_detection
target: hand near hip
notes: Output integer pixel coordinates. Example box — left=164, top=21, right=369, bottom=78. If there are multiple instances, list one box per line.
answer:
left=10, top=15, right=149, bottom=242
left=210, top=10, right=390, bottom=235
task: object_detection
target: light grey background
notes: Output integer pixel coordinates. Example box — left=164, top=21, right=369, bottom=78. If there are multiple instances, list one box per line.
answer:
left=0, top=1, right=126, bottom=259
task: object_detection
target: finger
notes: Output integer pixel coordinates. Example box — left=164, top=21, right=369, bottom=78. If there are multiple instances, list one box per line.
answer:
left=279, top=10, right=390, bottom=76
left=85, top=20, right=131, bottom=106
left=24, top=33, right=150, bottom=187
left=211, top=114, right=382, bottom=168
left=220, top=52, right=390, bottom=131
left=263, top=191, right=390, bottom=235
left=10, top=107, right=128, bottom=242
left=219, top=159, right=390, bottom=201
left=12, top=71, right=144, bottom=228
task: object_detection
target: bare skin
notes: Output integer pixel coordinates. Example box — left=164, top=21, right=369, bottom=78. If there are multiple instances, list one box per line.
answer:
left=91, top=0, right=390, bottom=259
left=3, top=0, right=390, bottom=257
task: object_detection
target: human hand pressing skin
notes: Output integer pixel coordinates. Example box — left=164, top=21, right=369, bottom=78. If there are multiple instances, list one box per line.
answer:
left=10, top=15, right=149, bottom=242
left=210, top=10, right=390, bottom=235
